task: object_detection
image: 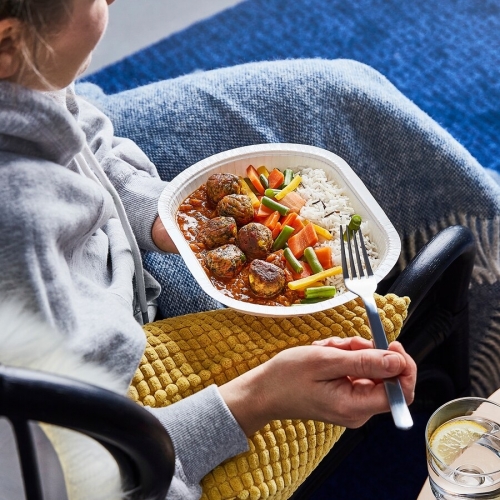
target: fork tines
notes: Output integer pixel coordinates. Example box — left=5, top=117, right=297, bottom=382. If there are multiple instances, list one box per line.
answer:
left=339, top=225, right=373, bottom=280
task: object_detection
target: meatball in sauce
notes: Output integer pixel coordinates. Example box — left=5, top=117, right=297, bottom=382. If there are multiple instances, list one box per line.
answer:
left=248, top=259, right=286, bottom=298
left=237, top=223, right=273, bottom=260
left=176, top=180, right=300, bottom=306
left=200, top=216, right=237, bottom=249
left=216, top=194, right=254, bottom=226
left=206, top=173, right=242, bottom=206
left=205, top=244, right=246, bottom=279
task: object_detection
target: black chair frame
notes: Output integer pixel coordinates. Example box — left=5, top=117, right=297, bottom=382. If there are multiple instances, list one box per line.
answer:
left=0, top=365, right=175, bottom=500
left=291, top=224, right=476, bottom=499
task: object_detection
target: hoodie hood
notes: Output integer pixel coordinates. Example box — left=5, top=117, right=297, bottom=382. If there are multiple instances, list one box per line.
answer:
left=0, top=81, right=85, bottom=166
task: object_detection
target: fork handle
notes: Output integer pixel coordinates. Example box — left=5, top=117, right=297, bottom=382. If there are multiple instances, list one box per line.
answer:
left=383, top=377, right=414, bottom=430
left=363, top=295, right=390, bottom=350
left=363, top=294, right=414, bottom=430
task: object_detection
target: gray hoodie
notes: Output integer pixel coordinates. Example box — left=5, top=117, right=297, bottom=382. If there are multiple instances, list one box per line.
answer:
left=0, top=81, right=247, bottom=497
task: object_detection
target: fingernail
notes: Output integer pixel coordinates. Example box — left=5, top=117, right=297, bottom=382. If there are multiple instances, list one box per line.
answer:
left=383, top=353, right=401, bottom=372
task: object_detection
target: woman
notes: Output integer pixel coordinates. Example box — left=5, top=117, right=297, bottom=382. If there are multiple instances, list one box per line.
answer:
left=0, top=0, right=416, bottom=498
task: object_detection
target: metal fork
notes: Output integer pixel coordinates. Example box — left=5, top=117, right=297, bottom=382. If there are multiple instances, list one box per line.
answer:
left=340, top=225, right=413, bottom=430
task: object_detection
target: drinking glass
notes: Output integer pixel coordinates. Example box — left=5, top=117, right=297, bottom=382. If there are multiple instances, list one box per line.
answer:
left=426, top=397, right=500, bottom=499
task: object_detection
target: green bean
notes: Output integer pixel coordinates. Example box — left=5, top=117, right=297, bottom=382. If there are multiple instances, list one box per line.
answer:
left=261, top=196, right=290, bottom=216
left=281, top=169, right=294, bottom=188
left=304, top=286, right=337, bottom=299
left=264, top=188, right=281, bottom=198
left=259, top=174, right=269, bottom=190
left=299, top=297, right=331, bottom=304
left=348, top=214, right=362, bottom=231
left=272, top=225, right=295, bottom=250
left=284, top=248, right=303, bottom=274
left=303, top=247, right=324, bottom=274
left=343, top=214, right=362, bottom=241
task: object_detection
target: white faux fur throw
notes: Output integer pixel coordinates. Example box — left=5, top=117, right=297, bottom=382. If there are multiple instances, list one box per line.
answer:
left=0, top=301, right=125, bottom=500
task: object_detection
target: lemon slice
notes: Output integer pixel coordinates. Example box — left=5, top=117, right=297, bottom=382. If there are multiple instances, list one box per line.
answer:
left=429, top=419, right=488, bottom=465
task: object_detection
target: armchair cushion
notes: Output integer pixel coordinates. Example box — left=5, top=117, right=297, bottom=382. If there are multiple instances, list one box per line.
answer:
left=130, top=293, right=409, bottom=500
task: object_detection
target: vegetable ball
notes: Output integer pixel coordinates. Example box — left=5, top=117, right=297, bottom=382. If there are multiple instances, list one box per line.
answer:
left=205, top=244, right=246, bottom=279
left=206, top=173, right=242, bottom=206
left=248, top=259, right=286, bottom=298
left=237, top=222, right=273, bottom=260
left=200, top=216, right=237, bottom=249
left=216, top=194, right=254, bottom=226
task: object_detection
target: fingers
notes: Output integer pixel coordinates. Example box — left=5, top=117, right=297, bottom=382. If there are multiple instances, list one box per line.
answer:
left=388, top=341, right=417, bottom=404
left=329, top=377, right=395, bottom=427
left=235, top=341, right=417, bottom=430
left=312, top=337, right=417, bottom=404
left=313, top=338, right=415, bottom=379
left=315, top=344, right=407, bottom=381
left=312, top=336, right=373, bottom=350
left=350, top=341, right=416, bottom=405
left=151, top=216, right=178, bottom=253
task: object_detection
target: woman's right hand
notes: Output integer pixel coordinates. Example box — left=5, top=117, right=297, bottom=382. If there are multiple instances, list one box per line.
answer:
left=218, top=336, right=416, bottom=436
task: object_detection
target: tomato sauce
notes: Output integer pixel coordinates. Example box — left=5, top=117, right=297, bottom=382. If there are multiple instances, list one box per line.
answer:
left=176, top=184, right=300, bottom=306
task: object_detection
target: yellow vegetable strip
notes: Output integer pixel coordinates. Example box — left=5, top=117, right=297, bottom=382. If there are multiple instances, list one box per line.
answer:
left=275, top=174, right=302, bottom=200
left=288, top=266, right=342, bottom=290
left=257, top=166, right=269, bottom=178
left=312, top=223, right=333, bottom=240
left=239, top=177, right=260, bottom=208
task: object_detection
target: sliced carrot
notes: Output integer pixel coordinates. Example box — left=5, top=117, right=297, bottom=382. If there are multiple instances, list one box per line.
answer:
left=266, top=248, right=284, bottom=262
left=279, top=191, right=306, bottom=213
left=281, top=211, right=298, bottom=227
left=290, top=217, right=305, bottom=235
left=263, top=210, right=280, bottom=230
left=272, top=222, right=282, bottom=239
left=312, top=223, right=333, bottom=240
left=268, top=168, right=285, bottom=189
left=287, top=222, right=319, bottom=259
left=287, top=261, right=313, bottom=280
left=256, top=203, right=275, bottom=218
left=314, top=246, right=334, bottom=269
left=246, top=165, right=265, bottom=195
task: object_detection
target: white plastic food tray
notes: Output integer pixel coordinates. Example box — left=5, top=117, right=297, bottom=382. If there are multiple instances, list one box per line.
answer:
left=158, top=143, right=401, bottom=317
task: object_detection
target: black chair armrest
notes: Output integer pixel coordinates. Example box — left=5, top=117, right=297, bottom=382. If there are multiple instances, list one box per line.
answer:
left=386, top=224, right=476, bottom=404
left=388, top=225, right=475, bottom=325
left=0, top=364, right=175, bottom=500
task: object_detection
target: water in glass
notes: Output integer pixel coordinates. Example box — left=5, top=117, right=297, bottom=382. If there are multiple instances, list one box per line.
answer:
left=426, top=398, right=500, bottom=499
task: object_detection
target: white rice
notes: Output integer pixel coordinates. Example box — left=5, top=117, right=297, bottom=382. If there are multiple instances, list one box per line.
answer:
left=296, top=167, right=379, bottom=294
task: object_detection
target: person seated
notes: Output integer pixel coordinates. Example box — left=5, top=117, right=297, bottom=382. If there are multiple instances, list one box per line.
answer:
left=0, top=0, right=420, bottom=498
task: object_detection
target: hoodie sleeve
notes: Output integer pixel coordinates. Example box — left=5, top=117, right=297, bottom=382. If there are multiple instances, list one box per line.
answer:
left=72, top=89, right=168, bottom=252
left=146, top=385, right=249, bottom=489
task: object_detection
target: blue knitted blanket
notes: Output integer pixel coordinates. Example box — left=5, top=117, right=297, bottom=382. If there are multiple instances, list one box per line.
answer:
left=81, top=0, right=500, bottom=401
left=85, top=0, right=500, bottom=178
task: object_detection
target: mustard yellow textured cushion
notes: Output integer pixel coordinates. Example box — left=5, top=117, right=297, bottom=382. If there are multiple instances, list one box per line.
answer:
left=129, top=293, right=409, bottom=500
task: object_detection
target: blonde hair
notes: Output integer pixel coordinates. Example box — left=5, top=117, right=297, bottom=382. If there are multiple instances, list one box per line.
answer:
left=0, top=0, right=71, bottom=86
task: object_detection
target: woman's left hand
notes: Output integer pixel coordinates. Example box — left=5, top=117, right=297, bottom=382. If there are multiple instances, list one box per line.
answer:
left=152, top=216, right=178, bottom=253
